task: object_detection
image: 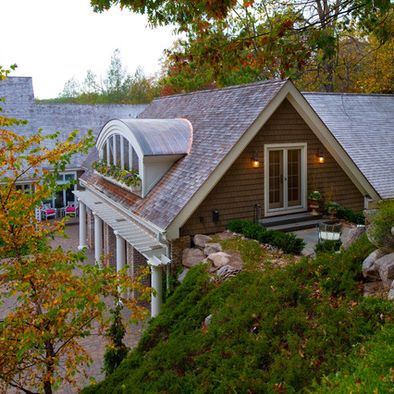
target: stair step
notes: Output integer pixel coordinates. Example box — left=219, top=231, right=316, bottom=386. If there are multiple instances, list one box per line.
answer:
left=260, top=212, right=322, bottom=227
left=266, top=219, right=325, bottom=232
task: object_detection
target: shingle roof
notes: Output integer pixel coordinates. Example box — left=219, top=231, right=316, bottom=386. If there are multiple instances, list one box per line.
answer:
left=82, top=79, right=287, bottom=229
left=0, top=77, right=147, bottom=169
left=304, top=93, right=394, bottom=199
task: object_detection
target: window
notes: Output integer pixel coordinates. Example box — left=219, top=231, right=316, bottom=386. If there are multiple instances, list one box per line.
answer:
left=48, top=172, right=77, bottom=208
left=16, top=183, right=33, bottom=193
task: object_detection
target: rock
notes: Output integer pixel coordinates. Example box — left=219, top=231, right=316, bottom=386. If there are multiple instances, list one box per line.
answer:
left=207, top=251, right=243, bottom=270
left=182, top=248, right=205, bottom=268
left=362, top=249, right=386, bottom=280
left=204, top=314, right=212, bottom=327
left=225, top=251, right=243, bottom=270
left=193, top=234, right=213, bottom=248
left=363, top=281, right=385, bottom=297
left=204, top=243, right=222, bottom=256
left=208, top=252, right=231, bottom=268
left=216, top=264, right=241, bottom=280
left=388, top=281, right=394, bottom=301
left=177, top=268, right=189, bottom=283
left=341, top=226, right=366, bottom=250
left=216, top=231, right=235, bottom=240
left=375, top=252, right=394, bottom=289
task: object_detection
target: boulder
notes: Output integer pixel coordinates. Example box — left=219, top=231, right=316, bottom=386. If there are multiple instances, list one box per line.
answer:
left=193, top=234, right=213, bottom=248
left=216, top=264, right=241, bottom=280
left=341, top=226, right=366, bottom=250
left=225, top=251, right=243, bottom=270
left=375, top=252, right=394, bottom=289
left=182, top=248, right=205, bottom=268
left=362, top=249, right=386, bottom=280
left=207, top=251, right=243, bottom=270
left=177, top=268, right=189, bottom=283
left=208, top=252, right=231, bottom=268
left=204, top=243, right=222, bottom=256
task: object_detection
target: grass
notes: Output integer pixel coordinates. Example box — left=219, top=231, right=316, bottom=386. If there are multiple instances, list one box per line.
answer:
left=211, top=234, right=297, bottom=271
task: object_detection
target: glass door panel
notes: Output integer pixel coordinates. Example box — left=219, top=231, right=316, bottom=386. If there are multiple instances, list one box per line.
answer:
left=269, top=150, right=284, bottom=210
left=287, top=149, right=301, bottom=207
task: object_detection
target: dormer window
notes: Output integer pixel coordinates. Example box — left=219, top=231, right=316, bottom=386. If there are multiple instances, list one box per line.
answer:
left=96, top=118, right=193, bottom=197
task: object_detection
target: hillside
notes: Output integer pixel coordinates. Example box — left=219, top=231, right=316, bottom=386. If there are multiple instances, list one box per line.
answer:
left=84, top=235, right=393, bottom=393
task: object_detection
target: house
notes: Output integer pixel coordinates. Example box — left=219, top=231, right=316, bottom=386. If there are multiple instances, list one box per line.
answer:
left=0, top=77, right=146, bottom=209
left=75, top=79, right=394, bottom=316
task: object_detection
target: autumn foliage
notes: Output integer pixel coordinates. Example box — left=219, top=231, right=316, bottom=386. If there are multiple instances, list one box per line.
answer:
left=0, top=68, right=149, bottom=393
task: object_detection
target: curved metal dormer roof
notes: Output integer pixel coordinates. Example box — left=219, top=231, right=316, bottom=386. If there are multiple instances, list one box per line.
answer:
left=97, top=118, right=193, bottom=157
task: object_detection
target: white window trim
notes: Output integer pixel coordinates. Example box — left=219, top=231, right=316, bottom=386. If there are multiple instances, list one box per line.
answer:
left=264, top=143, right=307, bottom=217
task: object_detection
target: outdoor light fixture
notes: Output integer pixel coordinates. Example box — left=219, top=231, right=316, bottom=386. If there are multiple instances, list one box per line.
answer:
left=317, top=150, right=325, bottom=164
left=251, top=152, right=260, bottom=168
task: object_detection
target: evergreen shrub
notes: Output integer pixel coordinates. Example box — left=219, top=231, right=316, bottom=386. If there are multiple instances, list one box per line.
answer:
left=83, top=235, right=393, bottom=394
left=227, top=219, right=305, bottom=254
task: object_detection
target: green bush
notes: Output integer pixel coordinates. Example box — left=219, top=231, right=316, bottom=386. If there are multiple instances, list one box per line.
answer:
left=103, top=305, right=129, bottom=376
left=227, top=219, right=305, bottom=254
left=315, top=239, right=342, bottom=254
left=335, top=206, right=365, bottom=224
left=366, top=200, right=394, bottom=252
left=83, top=236, right=392, bottom=394
left=310, top=324, right=394, bottom=393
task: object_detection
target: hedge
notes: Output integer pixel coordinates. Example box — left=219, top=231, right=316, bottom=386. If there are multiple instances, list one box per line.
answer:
left=227, top=219, right=305, bottom=254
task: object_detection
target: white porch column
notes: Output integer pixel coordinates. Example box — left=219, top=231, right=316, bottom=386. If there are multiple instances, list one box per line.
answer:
left=148, top=255, right=171, bottom=318
left=150, top=264, right=163, bottom=318
left=93, top=212, right=103, bottom=266
left=115, top=231, right=126, bottom=272
left=78, top=200, right=87, bottom=250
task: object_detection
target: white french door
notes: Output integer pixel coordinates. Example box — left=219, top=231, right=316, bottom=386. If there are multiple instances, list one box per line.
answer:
left=264, top=143, right=307, bottom=216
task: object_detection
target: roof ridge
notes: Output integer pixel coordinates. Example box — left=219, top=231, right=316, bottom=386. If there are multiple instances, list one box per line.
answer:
left=303, top=91, right=394, bottom=97
left=154, top=79, right=287, bottom=101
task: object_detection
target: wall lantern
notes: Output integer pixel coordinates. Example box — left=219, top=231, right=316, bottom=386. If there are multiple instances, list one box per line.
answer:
left=251, top=152, right=261, bottom=168
left=316, top=150, right=325, bottom=164
left=212, top=209, right=220, bottom=223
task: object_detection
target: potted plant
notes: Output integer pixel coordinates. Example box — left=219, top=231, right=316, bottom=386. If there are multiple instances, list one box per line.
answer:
left=308, top=190, right=321, bottom=216
left=324, top=200, right=340, bottom=220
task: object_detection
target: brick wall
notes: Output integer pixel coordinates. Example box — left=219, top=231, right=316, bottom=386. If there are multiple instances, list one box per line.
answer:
left=87, top=208, right=94, bottom=248
left=180, top=99, right=364, bottom=236
left=103, top=224, right=116, bottom=268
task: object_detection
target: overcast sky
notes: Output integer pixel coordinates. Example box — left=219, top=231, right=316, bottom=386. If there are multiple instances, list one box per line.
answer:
left=2, top=0, right=176, bottom=99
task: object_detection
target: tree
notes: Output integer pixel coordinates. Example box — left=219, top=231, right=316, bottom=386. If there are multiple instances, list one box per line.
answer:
left=91, top=0, right=393, bottom=93
left=0, top=67, right=150, bottom=393
left=54, top=50, right=158, bottom=104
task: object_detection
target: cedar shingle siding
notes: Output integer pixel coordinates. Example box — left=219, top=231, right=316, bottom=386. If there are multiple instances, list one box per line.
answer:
left=181, top=99, right=364, bottom=236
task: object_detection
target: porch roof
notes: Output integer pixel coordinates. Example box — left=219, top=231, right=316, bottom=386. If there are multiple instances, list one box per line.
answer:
left=74, top=190, right=166, bottom=259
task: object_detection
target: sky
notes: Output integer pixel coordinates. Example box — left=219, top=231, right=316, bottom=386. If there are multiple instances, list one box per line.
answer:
left=2, top=0, right=176, bottom=99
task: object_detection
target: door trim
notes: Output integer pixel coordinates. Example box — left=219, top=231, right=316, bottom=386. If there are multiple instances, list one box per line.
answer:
left=264, top=143, right=307, bottom=217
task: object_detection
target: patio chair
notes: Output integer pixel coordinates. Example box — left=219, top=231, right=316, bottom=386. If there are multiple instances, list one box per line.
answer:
left=41, top=203, right=57, bottom=220
left=64, top=201, right=78, bottom=217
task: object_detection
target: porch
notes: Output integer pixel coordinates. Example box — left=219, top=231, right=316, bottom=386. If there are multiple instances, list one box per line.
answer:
left=74, top=190, right=171, bottom=317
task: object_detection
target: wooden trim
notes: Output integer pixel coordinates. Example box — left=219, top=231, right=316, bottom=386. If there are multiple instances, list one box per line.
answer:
left=264, top=143, right=307, bottom=217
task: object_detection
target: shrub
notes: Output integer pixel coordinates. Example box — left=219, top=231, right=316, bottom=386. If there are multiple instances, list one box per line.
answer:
left=83, top=236, right=392, bottom=394
left=366, top=200, right=394, bottom=252
left=315, top=239, right=342, bottom=254
left=227, top=219, right=305, bottom=254
left=335, top=205, right=365, bottom=224
left=103, top=305, right=129, bottom=376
